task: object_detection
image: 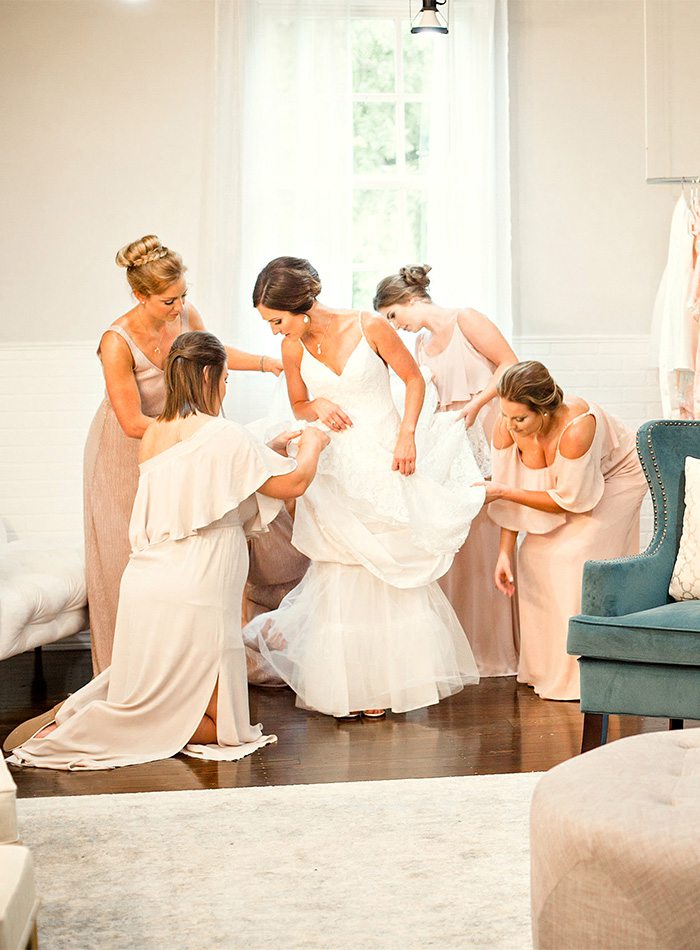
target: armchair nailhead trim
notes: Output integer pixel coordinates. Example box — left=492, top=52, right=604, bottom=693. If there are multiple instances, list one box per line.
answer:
left=593, top=420, right=699, bottom=569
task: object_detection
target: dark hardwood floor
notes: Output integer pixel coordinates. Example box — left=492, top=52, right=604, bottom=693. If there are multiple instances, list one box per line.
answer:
left=1, top=648, right=671, bottom=799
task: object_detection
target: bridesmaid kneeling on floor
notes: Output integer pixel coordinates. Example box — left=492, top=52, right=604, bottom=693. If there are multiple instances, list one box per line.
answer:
left=482, top=361, right=647, bottom=701
left=5, top=333, right=327, bottom=770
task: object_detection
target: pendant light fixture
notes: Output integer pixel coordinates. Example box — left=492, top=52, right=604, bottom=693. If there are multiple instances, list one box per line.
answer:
left=410, top=0, right=449, bottom=34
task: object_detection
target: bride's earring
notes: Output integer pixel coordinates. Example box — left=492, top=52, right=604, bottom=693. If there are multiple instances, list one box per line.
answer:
left=303, top=315, right=311, bottom=325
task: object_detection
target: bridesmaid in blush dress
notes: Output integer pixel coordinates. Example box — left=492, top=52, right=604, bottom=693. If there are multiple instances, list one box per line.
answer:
left=7, top=334, right=328, bottom=769
left=374, top=265, right=520, bottom=677
left=483, top=361, right=648, bottom=701
left=84, top=235, right=284, bottom=674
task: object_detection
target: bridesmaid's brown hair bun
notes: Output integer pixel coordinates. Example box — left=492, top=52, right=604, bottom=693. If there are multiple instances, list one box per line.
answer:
left=115, top=234, right=186, bottom=298
left=497, top=361, right=564, bottom=416
left=399, top=265, right=432, bottom=290
left=373, top=264, right=433, bottom=310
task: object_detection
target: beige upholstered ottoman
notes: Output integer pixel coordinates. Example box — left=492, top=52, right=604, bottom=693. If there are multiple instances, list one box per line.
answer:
left=531, top=729, right=700, bottom=950
left=0, top=847, right=39, bottom=950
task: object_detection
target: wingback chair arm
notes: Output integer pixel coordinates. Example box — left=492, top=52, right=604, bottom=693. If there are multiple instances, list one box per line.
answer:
left=580, top=550, right=673, bottom=618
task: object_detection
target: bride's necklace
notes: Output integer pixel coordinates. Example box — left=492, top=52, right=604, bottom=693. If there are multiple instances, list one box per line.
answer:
left=307, top=316, right=332, bottom=356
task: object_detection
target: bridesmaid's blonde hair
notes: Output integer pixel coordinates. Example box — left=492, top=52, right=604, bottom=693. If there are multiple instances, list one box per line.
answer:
left=373, top=265, right=432, bottom=310
left=497, top=361, right=564, bottom=415
left=160, top=332, right=227, bottom=421
left=116, top=235, right=186, bottom=298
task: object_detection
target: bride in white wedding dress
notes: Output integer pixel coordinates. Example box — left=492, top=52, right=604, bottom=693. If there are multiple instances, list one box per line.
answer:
left=243, top=257, right=485, bottom=718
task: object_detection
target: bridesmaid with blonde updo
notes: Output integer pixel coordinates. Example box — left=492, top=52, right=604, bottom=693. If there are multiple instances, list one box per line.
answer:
left=374, top=264, right=520, bottom=676
left=84, top=235, right=284, bottom=674
left=484, top=361, right=647, bottom=700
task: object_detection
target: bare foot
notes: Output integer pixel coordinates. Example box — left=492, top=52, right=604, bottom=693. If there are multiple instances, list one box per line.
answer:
left=362, top=709, right=386, bottom=719
left=35, top=723, right=58, bottom=740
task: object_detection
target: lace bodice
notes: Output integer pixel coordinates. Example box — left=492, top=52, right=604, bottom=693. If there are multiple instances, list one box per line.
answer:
left=299, top=323, right=400, bottom=440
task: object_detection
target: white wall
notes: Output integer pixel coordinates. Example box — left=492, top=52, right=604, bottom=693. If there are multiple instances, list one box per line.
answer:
left=509, top=0, right=675, bottom=337
left=0, top=0, right=215, bottom=343
left=0, top=0, right=675, bottom=548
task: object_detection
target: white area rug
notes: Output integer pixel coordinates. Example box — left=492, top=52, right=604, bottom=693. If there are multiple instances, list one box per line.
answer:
left=18, top=772, right=541, bottom=949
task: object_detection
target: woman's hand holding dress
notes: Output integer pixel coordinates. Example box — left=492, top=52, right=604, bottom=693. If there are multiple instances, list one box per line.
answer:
left=392, top=430, right=417, bottom=476
left=267, top=430, right=303, bottom=456
left=457, top=400, right=481, bottom=430
left=473, top=479, right=508, bottom=504
left=310, top=397, right=353, bottom=431
left=299, top=428, right=331, bottom=452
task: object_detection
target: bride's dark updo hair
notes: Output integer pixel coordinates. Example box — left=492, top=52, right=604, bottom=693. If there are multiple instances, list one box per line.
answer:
left=253, top=257, right=322, bottom=314
left=497, top=361, right=564, bottom=416
left=373, top=264, right=432, bottom=310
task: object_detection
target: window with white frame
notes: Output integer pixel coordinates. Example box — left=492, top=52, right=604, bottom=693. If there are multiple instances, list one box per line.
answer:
left=351, top=13, right=435, bottom=308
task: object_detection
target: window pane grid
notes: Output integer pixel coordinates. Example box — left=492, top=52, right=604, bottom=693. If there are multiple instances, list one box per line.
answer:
left=351, top=14, right=431, bottom=306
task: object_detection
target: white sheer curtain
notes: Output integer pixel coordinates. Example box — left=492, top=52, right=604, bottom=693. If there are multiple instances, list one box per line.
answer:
left=206, top=0, right=511, bottom=359
left=425, top=0, right=511, bottom=333
left=207, top=0, right=352, bottom=358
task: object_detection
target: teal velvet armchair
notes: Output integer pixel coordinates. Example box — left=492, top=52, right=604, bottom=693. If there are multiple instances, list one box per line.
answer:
left=567, top=419, right=700, bottom=752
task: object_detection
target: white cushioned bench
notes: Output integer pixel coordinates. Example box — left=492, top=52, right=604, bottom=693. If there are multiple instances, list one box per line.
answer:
left=0, top=756, right=39, bottom=950
left=0, top=537, right=87, bottom=662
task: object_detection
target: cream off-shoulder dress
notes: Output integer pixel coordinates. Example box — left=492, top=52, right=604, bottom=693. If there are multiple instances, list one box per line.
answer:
left=8, top=417, right=294, bottom=770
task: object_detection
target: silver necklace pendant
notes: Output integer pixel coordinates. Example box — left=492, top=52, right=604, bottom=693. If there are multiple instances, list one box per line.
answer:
left=317, top=343, right=322, bottom=355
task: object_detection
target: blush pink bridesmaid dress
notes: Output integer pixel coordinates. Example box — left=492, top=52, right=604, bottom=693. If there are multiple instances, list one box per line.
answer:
left=83, top=315, right=189, bottom=674
left=488, top=405, right=648, bottom=700
left=417, top=322, right=520, bottom=677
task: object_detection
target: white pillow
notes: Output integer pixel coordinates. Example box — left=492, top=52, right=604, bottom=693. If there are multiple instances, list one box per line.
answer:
left=669, top=456, right=700, bottom=601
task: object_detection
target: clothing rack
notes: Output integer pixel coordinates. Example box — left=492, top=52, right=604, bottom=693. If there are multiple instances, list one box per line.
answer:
left=647, top=177, right=700, bottom=184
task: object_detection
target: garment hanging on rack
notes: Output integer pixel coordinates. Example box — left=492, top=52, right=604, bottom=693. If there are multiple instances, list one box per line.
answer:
left=653, top=194, right=700, bottom=418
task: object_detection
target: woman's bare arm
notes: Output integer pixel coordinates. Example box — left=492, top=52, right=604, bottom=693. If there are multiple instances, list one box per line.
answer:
left=188, top=304, right=283, bottom=375
left=364, top=316, right=424, bottom=475
left=99, top=332, right=153, bottom=439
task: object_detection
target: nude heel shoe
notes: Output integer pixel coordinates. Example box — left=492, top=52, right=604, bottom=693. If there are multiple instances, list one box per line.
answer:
left=2, top=700, right=65, bottom=753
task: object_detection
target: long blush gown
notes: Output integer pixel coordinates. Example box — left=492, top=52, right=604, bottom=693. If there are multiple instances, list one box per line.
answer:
left=244, top=314, right=485, bottom=717
left=83, top=312, right=189, bottom=674
left=417, top=322, right=519, bottom=677
left=8, top=418, right=292, bottom=770
left=488, top=404, right=647, bottom=701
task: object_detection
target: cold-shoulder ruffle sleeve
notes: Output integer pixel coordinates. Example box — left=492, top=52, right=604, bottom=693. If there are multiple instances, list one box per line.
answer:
left=547, top=409, right=611, bottom=514
left=129, top=417, right=297, bottom=552
left=487, top=443, right=566, bottom=534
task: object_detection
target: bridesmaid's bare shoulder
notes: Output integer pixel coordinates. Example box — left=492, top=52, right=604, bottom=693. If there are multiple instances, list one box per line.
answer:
left=492, top=415, right=514, bottom=450
left=558, top=398, right=596, bottom=460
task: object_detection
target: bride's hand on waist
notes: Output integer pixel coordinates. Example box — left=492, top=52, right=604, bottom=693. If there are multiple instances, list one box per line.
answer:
left=392, top=431, right=417, bottom=476
left=310, top=397, right=353, bottom=432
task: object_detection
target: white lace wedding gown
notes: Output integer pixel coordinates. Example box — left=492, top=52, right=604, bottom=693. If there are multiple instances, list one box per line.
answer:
left=243, top=315, right=485, bottom=716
